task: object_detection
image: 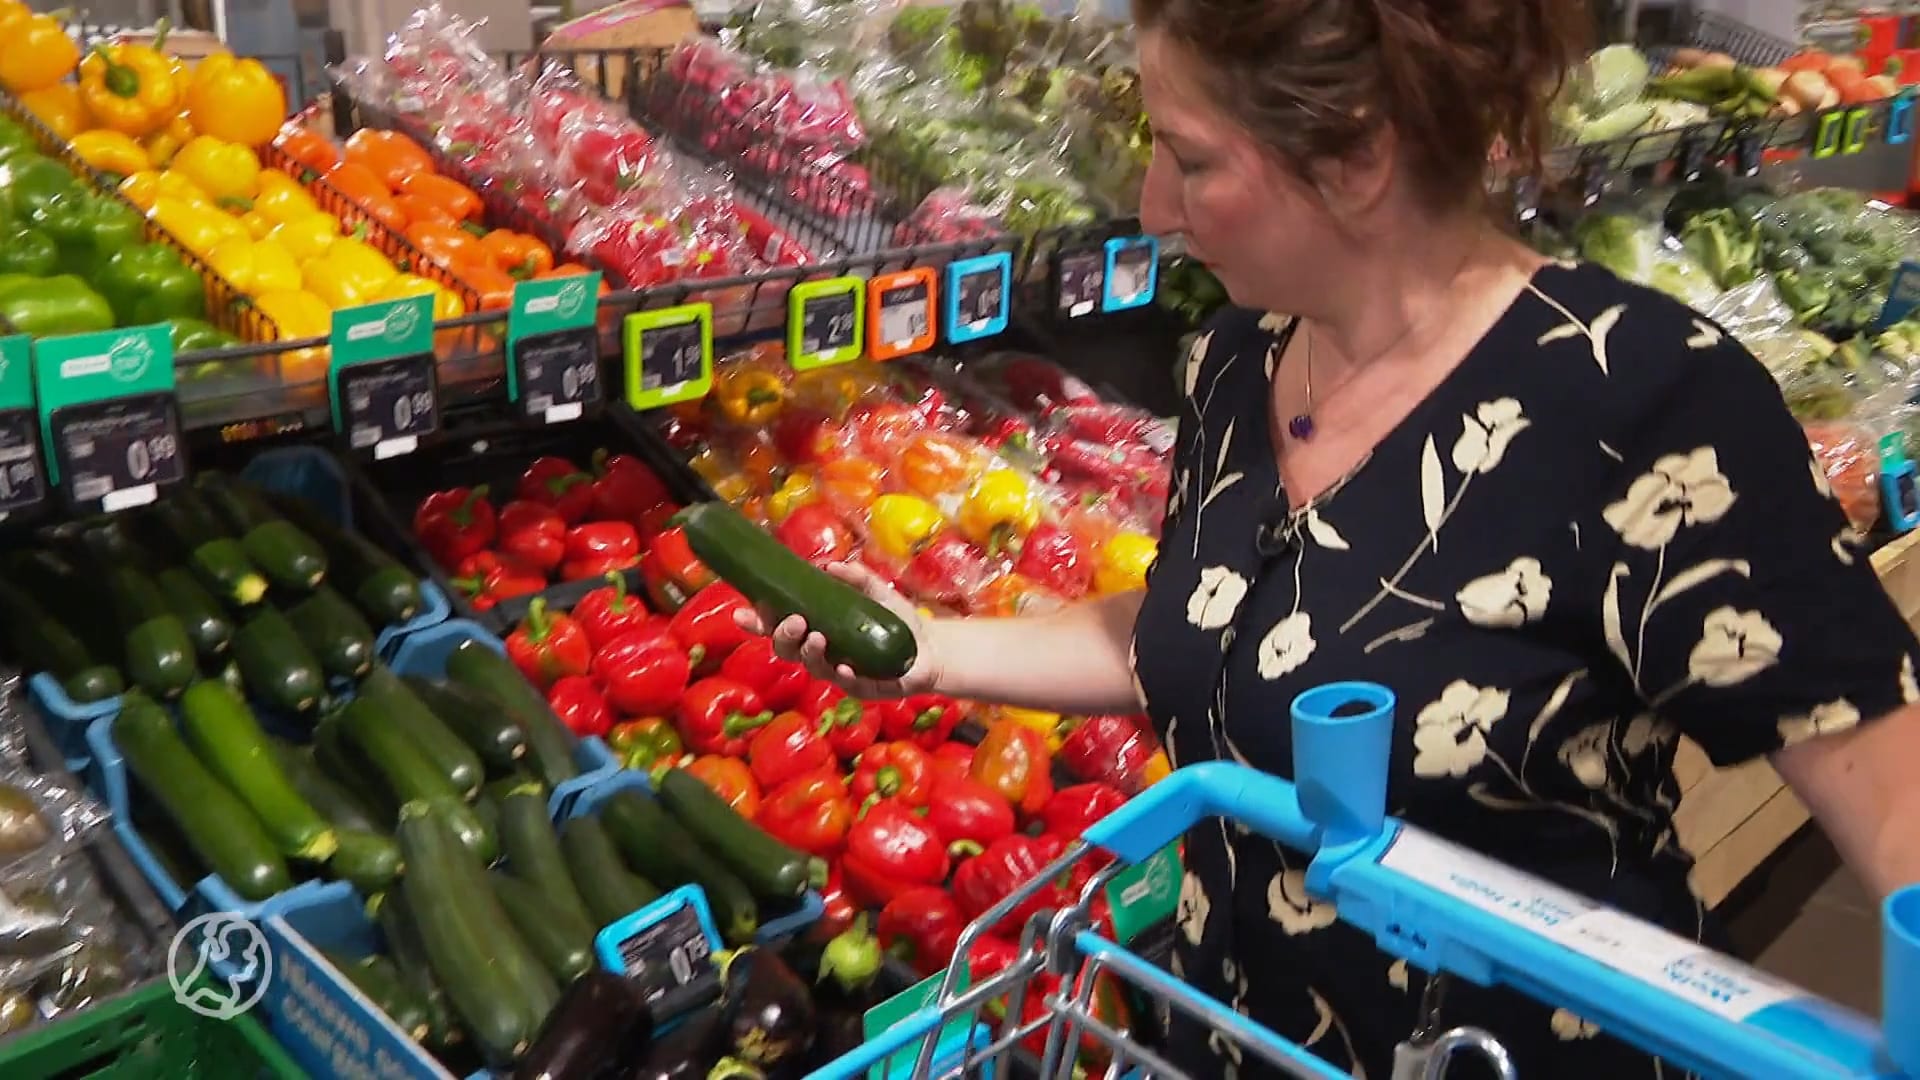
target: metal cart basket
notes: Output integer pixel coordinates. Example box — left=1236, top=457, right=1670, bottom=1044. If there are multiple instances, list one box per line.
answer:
left=813, top=681, right=1920, bottom=1080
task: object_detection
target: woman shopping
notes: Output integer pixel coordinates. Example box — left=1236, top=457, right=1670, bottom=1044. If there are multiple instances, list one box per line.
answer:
left=747, top=0, right=1920, bottom=1074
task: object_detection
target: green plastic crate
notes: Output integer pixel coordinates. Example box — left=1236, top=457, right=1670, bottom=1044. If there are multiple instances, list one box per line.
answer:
left=0, top=979, right=307, bottom=1079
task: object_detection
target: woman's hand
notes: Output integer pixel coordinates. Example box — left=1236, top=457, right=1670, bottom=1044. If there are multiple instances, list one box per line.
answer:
left=731, top=561, right=940, bottom=701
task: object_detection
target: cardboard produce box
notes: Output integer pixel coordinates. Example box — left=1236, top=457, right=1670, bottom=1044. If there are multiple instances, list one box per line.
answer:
left=540, top=0, right=701, bottom=98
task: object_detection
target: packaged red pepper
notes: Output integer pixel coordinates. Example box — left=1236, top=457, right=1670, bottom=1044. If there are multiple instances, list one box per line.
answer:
left=1054, top=714, right=1171, bottom=795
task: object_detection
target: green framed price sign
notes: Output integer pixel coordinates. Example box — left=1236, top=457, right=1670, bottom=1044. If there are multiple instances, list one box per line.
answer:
left=787, top=275, right=865, bottom=370
left=862, top=965, right=975, bottom=1080
left=507, top=273, right=603, bottom=425
left=33, top=324, right=181, bottom=513
left=328, top=295, right=439, bottom=460
left=624, top=302, right=713, bottom=411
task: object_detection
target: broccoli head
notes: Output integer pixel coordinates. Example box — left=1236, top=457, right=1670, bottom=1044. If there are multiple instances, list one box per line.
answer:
left=886, top=6, right=950, bottom=57
left=1678, top=209, right=1759, bottom=289
left=1572, top=213, right=1649, bottom=281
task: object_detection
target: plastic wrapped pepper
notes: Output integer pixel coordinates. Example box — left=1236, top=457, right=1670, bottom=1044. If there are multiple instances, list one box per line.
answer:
left=969, top=719, right=1055, bottom=819
left=1054, top=713, right=1170, bottom=794
left=79, top=33, right=185, bottom=137
left=866, top=494, right=945, bottom=561
left=0, top=274, right=115, bottom=337
left=957, top=469, right=1041, bottom=554
left=1092, top=531, right=1158, bottom=594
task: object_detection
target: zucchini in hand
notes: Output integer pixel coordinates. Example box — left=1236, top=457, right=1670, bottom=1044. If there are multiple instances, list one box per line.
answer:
left=196, top=473, right=327, bottom=592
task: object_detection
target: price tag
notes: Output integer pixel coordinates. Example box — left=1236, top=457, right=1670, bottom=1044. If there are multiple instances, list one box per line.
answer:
left=864, top=965, right=978, bottom=1080
left=1673, top=132, right=1710, bottom=184
left=1890, top=90, right=1915, bottom=145
left=867, top=267, right=937, bottom=362
left=624, top=303, right=713, bottom=411
left=33, top=325, right=183, bottom=514
left=595, top=886, right=723, bottom=1024
left=1105, top=842, right=1183, bottom=945
left=0, top=336, right=45, bottom=520
left=329, top=296, right=438, bottom=460
left=1053, top=246, right=1105, bottom=320
left=943, top=252, right=1012, bottom=345
left=1510, top=175, right=1541, bottom=227
left=507, top=274, right=603, bottom=425
left=1813, top=110, right=1847, bottom=158
left=1882, top=432, right=1920, bottom=533
left=787, top=276, right=865, bottom=371
left=1733, top=130, right=1764, bottom=177
left=1102, top=235, right=1160, bottom=313
left=1844, top=106, right=1874, bottom=153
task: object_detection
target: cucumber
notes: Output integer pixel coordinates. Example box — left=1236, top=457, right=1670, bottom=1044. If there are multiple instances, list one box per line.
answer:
left=444, top=639, right=579, bottom=786
left=599, top=789, right=757, bottom=945
left=179, top=679, right=336, bottom=861
left=266, top=491, right=424, bottom=627
left=359, top=666, right=483, bottom=799
left=284, top=585, right=375, bottom=679
left=0, top=572, right=122, bottom=702
left=498, top=790, right=592, bottom=928
left=329, top=828, right=402, bottom=894
left=113, top=691, right=291, bottom=901
left=490, top=871, right=596, bottom=983
left=232, top=607, right=326, bottom=714
left=196, top=473, right=327, bottom=592
left=266, top=737, right=384, bottom=835
left=338, top=697, right=493, bottom=862
left=141, top=492, right=269, bottom=606
left=676, top=501, right=917, bottom=679
left=657, top=767, right=810, bottom=902
left=313, top=717, right=399, bottom=828
left=154, top=568, right=234, bottom=663
left=376, top=887, right=461, bottom=1052
left=560, top=816, right=661, bottom=927
left=417, top=798, right=559, bottom=1026
left=99, top=565, right=197, bottom=699
left=322, top=952, right=431, bottom=1042
left=401, top=675, right=527, bottom=773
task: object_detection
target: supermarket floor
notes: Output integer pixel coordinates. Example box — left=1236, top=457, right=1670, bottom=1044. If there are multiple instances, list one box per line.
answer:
left=1739, top=831, right=1881, bottom=1015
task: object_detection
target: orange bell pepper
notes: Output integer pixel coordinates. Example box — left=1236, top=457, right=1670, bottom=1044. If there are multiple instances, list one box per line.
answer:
left=322, top=161, right=406, bottom=231
left=393, top=193, right=456, bottom=228
left=405, top=220, right=485, bottom=270
left=456, top=261, right=517, bottom=311
left=479, top=229, right=554, bottom=279
left=898, top=432, right=980, bottom=498
left=818, top=457, right=885, bottom=509
left=968, top=719, right=1054, bottom=818
left=275, top=126, right=338, bottom=176
left=343, top=128, right=432, bottom=190
left=395, top=172, right=481, bottom=221
left=682, top=755, right=761, bottom=819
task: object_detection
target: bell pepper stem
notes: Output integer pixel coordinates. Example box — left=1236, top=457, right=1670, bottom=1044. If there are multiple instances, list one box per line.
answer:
left=523, top=597, right=551, bottom=643
left=685, top=643, right=707, bottom=669
left=948, top=839, right=985, bottom=860
left=874, top=764, right=901, bottom=798
left=606, top=570, right=631, bottom=614
left=807, top=855, right=830, bottom=890
left=818, top=911, right=882, bottom=993
left=816, top=697, right=861, bottom=736
left=454, top=485, right=490, bottom=525
left=721, top=710, right=773, bottom=738
left=451, top=574, right=483, bottom=597
left=912, top=704, right=946, bottom=732
left=91, top=48, right=140, bottom=98
left=591, top=446, right=613, bottom=476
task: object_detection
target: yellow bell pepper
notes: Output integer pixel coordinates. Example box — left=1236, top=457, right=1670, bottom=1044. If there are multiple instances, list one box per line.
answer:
left=240, top=210, right=276, bottom=240
left=767, top=470, right=816, bottom=523
left=0, top=11, right=81, bottom=93
left=0, top=0, right=27, bottom=28
left=956, top=469, right=1041, bottom=554
left=325, top=238, right=399, bottom=287
left=185, top=52, right=286, bottom=149
left=69, top=130, right=151, bottom=176
left=207, top=238, right=300, bottom=297
left=17, top=84, right=86, bottom=141
left=995, top=705, right=1063, bottom=747
left=79, top=33, right=185, bottom=138
left=1093, top=532, right=1158, bottom=595
left=264, top=213, right=339, bottom=262
left=119, top=171, right=160, bottom=212
left=150, top=196, right=246, bottom=257
left=254, top=289, right=331, bottom=383
left=254, top=170, right=320, bottom=225
left=377, top=274, right=464, bottom=321
left=142, top=114, right=195, bottom=168
left=302, top=239, right=397, bottom=309
left=867, top=494, right=945, bottom=561
left=171, top=136, right=261, bottom=205
left=154, top=169, right=211, bottom=205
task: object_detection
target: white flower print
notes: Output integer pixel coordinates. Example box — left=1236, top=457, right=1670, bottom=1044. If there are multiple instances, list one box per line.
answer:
left=1267, top=868, right=1338, bottom=935
left=1256, top=612, right=1317, bottom=680
left=1550, top=1008, right=1600, bottom=1040
left=1257, top=312, right=1289, bottom=334
left=1903, top=655, right=1919, bottom=705
left=1412, top=681, right=1511, bottom=778
left=1304, top=507, right=1349, bottom=551
left=1557, top=722, right=1612, bottom=789
left=1778, top=698, right=1861, bottom=747
left=1186, top=566, right=1249, bottom=630
left=1177, top=871, right=1209, bottom=947
left=1602, top=446, right=1737, bottom=550
left=1686, top=607, right=1783, bottom=688
left=1183, top=331, right=1211, bottom=398
left=1450, top=398, right=1530, bottom=475
left=1687, top=319, right=1722, bottom=349
left=1455, top=557, right=1554, bottom=627
left=1622, top=713, right=1674, bottom=757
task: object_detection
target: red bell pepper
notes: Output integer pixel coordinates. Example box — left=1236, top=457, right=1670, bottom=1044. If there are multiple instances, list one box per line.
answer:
left=593, top=627, right=692, bottom=716
left=951, top=833, right=1072, bottom=933
left=899, top=533, right=990, bottom=608
left=667, top=582, right=755, bottom=675
left=675, top=676, right=773, bottom=756
left=827, top=701, right=882, bottom=762
left=841, top=798, right=950, bottom=908
left=546, top=675, right=614, bottom=738
left=1054, top=714, right=1166, bottom=795
left=496, top=500, right=566, bottom=572
left=561, top=522, right=642, bottom=581
left=1039, top=783, right=1127, bottom=842
left=970, top=719, right=1055, bottom=819
left=518, top=455, right=596, bottom=524
left=774, top=503, right=855, bottom=564
left=930, top=741, right=975, bottom=782
left=757, top=769, right=854, bottom=857
left=451, top=550, right=545, bottom=610
left=964, top=935, right=1021, bottom=984
left=590, top=449, right=671, bottom=526
left=1012, top=523, right=1092, bottom=599
left=719, top=636, right=811, bottom=713
left=680, top=754, right=761, bottom=819
left=572, top=572, right=652, bottom=650
left=637, top=525, right=714, bottom=612
left=414, top=485, right=496, bottom=568
left=746, top=710, right=836, bottom=791
left=809, top=862, right=858, bottom=944
left=879, top=693, right=961, bottom=750
left=877, top=887, right=964, bottom=976
left=850, top=742, right=933, bottom=809
left=926, top=773, right=1016, bottom=852
left=506, top=598, right=593, bottom=688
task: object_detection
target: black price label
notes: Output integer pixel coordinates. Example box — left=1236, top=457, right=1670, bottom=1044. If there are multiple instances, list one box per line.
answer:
left=1056, top=249, right=1105, bottom=319
left=615, top=906, right=720, bottom=1020
left=514, top=327, right=601, bottom=425
left=1674, top=134, right=1709, bottom=183
left=49, top=393, right=183, bottom=513
left=878, top=280, right=931, bottom=346
left=1510, top=176, right=1540, bottom=226
left=0, top=410, right=44, bottom=517
left=641, top=321, right=704, bottom=391
left=958, top=268, right=1005, bottom=329
left=1734, top=131, right=1764, bottom=177
left=801, top=291, right=859, bottom=357
left=1578, top=157, right=1607, bottom=207
left=340, top=354, right=438, bottom=459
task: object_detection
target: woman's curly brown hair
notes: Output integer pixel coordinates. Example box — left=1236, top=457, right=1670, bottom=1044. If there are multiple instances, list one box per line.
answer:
left=1131, top=0, right=1591, bottom=210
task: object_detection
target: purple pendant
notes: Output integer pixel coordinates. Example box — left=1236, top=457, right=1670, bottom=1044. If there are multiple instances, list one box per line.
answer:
left=1288, top=414, right=1315, bottom=440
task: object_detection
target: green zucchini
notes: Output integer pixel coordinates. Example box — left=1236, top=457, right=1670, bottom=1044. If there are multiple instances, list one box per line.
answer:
left=600, top=789, right=757, bottom=945
left=498, top=790, right=593, bottom=928
left=375, top=886, right=461, bottom=1052
left=232, top=607, right=326, bottom=714
left=401, top=675, right=527, bottom=773
left=266, top=737, right=383, bottom=835
left=113, top=690, right=291, bottom=901
left=141, top=492, right=269, bottom=606
left=179, top=679, right=336, bottom=861
left=420, top=798, right=559, bottom=1026
left=338, top=697, right=493, bottom=862
left=266, top=491, right=424, bottom=627
left=0, top=572, right=122, bottom=702
left=676, top=501, right=917, bottom=679
left=359, top=666, right=483, bottom=799
left=322, top=952, right=431, bottom=1042
left=657, top=767, right=810, bottom=902
left=313, top=717, right=399, bottom=828
left=196, top=473, right=327, bottom=592
left=490, top=871, right=596, bottom=983
left=154, top=568, right=234, bottom=662
left=284, top=585, right=375, bottom=679
left=560, top=815, right=660, bottom=927
left=99, top=565, right=197, bottom=699
left=329, top=828, right=402, bottom=894
left=443, top=639, right=579, bottom=786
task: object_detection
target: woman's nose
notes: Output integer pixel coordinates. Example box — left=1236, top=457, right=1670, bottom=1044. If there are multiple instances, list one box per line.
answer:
left=1139, top=150, right=1183, bottom=239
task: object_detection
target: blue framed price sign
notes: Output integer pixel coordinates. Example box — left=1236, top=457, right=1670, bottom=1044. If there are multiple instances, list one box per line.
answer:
left=1102, top=235, right=1160, bottom=313
left=943, top=252, right=1012, bottom=344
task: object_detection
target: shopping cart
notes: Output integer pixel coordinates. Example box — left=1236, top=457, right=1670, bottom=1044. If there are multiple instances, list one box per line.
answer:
left=813, top=681, right=1920, bottom=1080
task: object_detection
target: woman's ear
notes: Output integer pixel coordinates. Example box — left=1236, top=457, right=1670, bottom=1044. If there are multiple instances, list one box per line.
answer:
left=1310, top=122, right=1399, bottom=223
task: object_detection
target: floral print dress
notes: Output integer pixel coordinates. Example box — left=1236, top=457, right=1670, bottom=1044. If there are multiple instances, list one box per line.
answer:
left=1131, top=262, right=1920, bottom=1078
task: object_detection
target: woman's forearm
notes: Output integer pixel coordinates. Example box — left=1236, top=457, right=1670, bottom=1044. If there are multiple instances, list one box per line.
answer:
left=921, top=591, right=1146, bottom=715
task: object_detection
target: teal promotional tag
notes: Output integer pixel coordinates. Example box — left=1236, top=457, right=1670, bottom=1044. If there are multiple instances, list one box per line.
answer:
left=328, top=296, right=439, bottom=460
left=508, top=274, right=603, bottom=424
left=33, top=324, right=180, bottom=512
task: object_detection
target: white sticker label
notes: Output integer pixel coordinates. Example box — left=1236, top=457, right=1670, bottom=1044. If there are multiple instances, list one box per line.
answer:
left=1378, top=828, right=1799, bottom=1023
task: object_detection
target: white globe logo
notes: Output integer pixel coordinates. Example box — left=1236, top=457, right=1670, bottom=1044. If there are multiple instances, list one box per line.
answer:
left=168, top=912, right=272, bottom=1019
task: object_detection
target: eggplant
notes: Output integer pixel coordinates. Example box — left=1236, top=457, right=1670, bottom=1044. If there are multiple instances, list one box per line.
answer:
left=512, top=971, right=653, bottom=1080
left=718, top=946, right=816, bottom=1070
left=627, top=1003, right=727, bottom=1080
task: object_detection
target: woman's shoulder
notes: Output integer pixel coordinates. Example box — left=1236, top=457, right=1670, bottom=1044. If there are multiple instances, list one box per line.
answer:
left=1179, top=305, right=1290, bottom=401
